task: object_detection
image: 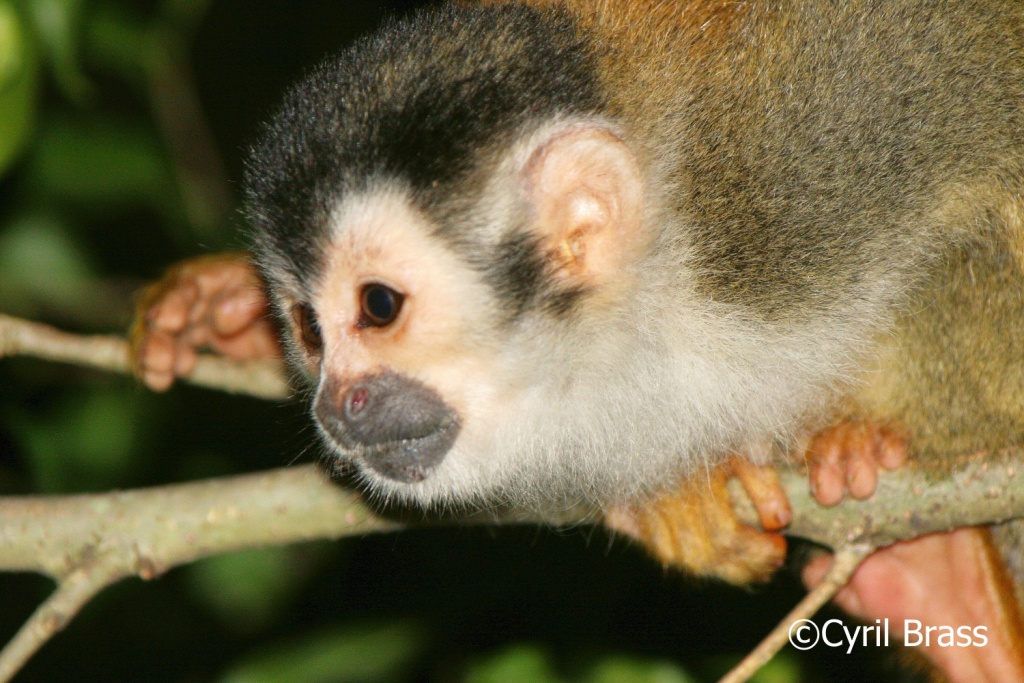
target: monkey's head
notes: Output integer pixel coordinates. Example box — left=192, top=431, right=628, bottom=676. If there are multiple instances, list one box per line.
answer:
left=242, top=4, right=656, bottom=507
left=242, top=4, right=844, bottom=509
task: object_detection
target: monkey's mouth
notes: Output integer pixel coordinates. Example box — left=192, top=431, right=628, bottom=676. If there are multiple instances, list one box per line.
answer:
left=318, top=416, right=461, bottom=484
left=313, top=371, right=462, bottom=485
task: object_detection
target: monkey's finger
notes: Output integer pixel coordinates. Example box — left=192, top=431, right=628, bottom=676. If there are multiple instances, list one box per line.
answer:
left=808, top=434, right=847, bottom=507
left=210, top=318, right=283, bottom=361
left=607, top=466, right=787, bottom=584
left=148, top=280, right=202, bottom=334
left=877, top=427, right=909, bottom=471
left=135, top=331, right=179, bottom=392
left=188, top=255, right=256, bottom=297
left=182, top=321, right=213, bottom=352
left=843, top=444, right=876, bottom=501
left=152, top=254, right=256, bottom=332
left=729, top=459, right=791, bottom=530
left=807, top=421, right=898, bottom=505
left=210, top=286, right=270, bottom=338
left=172, top=341, right=198, bottom=379
left=729, top=528, right=787, bottom=582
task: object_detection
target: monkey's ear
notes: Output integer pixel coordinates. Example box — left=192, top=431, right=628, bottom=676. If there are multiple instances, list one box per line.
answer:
left=522, top=125, right=644, bottom=285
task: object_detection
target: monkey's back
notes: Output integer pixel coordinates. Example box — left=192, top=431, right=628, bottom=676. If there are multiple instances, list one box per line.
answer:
left=587, top=0, right=1024, bottom=317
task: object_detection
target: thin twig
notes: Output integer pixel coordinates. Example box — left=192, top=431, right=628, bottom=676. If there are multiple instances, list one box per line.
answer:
left=0, top=313, right=289, bottom=399
left=0, top=566, right=120, bottom=683
left=718, top=543, right=874, bottom=683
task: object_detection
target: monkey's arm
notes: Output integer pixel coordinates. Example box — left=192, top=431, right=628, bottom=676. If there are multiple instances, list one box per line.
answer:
left=132, top=253, right=282, bottom=391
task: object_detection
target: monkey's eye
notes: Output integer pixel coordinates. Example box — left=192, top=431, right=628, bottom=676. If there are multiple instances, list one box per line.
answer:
left=294, top=303, right=322, bottom=352
left=359, top=283, right=404, bottom=328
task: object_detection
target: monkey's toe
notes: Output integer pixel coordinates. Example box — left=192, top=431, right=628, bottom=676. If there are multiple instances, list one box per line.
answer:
left=807, top=421, right=907, bottom=506
left=135, top=331, right=178, bottom=392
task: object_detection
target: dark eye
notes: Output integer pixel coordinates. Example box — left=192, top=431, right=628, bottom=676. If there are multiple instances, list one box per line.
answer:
left=294, top=303, right=322, bottom=352
left=359, top=283, right=404, bottom=327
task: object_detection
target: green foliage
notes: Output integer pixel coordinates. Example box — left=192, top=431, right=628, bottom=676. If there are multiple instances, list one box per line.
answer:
left=748, top=653, right=805, bottom=683
left=583, top=655, right=697, bottom=683
left=218, top=620, right=428, bottom=683
left=24, top=115, right=173, bottom=210
left=467, top=644, right=563, bottom=683
left=22, top=0, right=92, bottom=101
left=0, top=212, right=103, bottom=317
left=466, top=644, right=705, bottom=683
left=187, top=546, right=306, bottom=633
left=6, top=383, right=146, bottom=492
left=0, top=0, right=38, bottom=173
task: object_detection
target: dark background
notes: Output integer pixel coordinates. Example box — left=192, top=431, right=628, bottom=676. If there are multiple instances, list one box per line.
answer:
left=0, top=2, right=915, bottom=680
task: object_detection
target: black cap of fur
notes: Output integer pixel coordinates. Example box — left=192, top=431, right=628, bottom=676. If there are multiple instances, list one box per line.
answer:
left=243, top=3, right=605, bottom=295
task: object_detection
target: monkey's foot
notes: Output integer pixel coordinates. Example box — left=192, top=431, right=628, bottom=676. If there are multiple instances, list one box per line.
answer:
left=803, top=421, right=1024, bottom=680
left=804, top=528, right=1024, bottom=683
left=132, top=253, right=281, bottom=392
left=806, top=420, right=907, bottom=506
left=604, top=459, right=790, bottom=584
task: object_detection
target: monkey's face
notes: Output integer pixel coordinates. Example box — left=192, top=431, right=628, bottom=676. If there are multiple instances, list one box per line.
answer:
left=257, top=121, right=653, bottom=507
left=255, top=118, right=846, bottom=510
left=277, top=190, right=518, bottom=500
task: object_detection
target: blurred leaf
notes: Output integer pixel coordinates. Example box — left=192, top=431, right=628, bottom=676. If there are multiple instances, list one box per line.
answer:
left=583, top=656, right=696, bottom=683
left=748, top=652, right=803, bottom=683
left=159, top=0, right=213, bottom=37
left=219, top=620, right=428, bottom=683
left=24, top=115, right=173, bottom=209
left=0, top=212, right=104, bottom=317
left=700, top=653, right=806, bottom=683
left=0, top=0, right=39, bottom=174
left=22, top=0, right=92, bottom=101
left=187, top=547, right=300, bottom=633
left=467, top=644, right=564, bottom=683
left=8, top=385, right=144, bottom=492
left=83, top=1, right=150, bottom=85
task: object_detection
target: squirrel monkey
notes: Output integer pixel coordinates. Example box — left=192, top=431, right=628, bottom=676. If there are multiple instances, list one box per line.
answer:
left=133, top=0, right=1024, bottom=679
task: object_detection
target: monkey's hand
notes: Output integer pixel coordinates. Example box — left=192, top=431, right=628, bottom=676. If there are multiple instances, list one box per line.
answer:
left=803, top=420, right=1024, bottom=681
left=604, top=459, right=791, bottom=584
left=805, top=420, right=907, bottom=506
left=131, top=253, right=282, bottom=392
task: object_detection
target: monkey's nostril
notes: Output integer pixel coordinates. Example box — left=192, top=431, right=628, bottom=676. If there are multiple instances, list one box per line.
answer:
left=346, top=387, right=369, bottom=416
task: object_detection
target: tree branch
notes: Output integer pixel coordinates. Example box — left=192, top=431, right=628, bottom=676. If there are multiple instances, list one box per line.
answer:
left=0, top=312, right=288, bottom=399
left=2, top=311, right=1024, bottom=683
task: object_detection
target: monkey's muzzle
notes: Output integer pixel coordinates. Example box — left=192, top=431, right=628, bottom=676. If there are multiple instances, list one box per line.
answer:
left=314, top=371, right=461, bottom=484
